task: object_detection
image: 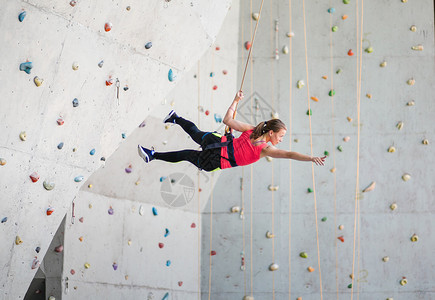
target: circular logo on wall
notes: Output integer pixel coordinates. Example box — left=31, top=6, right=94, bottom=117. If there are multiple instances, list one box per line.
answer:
left=160, top=173, right=195, bottom=207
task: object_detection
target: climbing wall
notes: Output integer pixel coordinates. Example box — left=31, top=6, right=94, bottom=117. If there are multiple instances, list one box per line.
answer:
left=53, top=2, right=239, bottom=299
left=0, top=0, right=232, bottom=298
left=201, top=0, right=435, bottom=300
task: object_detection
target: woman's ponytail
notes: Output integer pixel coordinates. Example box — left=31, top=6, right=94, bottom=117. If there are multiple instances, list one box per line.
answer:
left=250, top=119, right=286, bottom=140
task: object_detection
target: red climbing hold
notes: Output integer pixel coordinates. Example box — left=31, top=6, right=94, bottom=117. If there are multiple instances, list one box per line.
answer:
left=178, top=281, right=183, bottom=287
left=70, top=269, right=75, bottom=275
left=46, top=207, right=54, bottom=216
left=205, top=110, right=210, bottom=116
left=158, top=242, right=164, bottom=249
left=213, top=85, right=217, bottom=90
left=338, top=236, right=344, bottom=242
left=57, top=118, right=64, bottom=126
left=348, top=49, right=354, bottom=56
left=191, top=223, right=196, bottom=228
left=210, top=250, right=217, bottom=256
left=104, top=22, right=112, bottom=32
left=106, top=78, right=114, bottom=86
left=215, top=46, right=220, bottom=51
left=30, top=172, right=40, bottom=183
left=222, top=70, right=228, bottom=75
left=79, top=217, right=84, bottom=223
left=244, top=41, right=251, bottom=50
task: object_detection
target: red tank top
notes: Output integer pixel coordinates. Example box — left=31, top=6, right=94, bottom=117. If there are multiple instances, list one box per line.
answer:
left=220, top=129, right=267, bottom=169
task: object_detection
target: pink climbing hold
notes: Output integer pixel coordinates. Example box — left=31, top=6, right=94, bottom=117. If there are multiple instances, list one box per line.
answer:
left=30, top=172, right=40, bottom=183
left=79, top=217, right=84, bottom=223
left=178, top=281, right=183, bottom=287
left=70, top=269, right=75, bottom=275
left=55, top=245, right=64, bottom=253
left=57, top=118, right=64, bottom=126
left=222, top=70, right=228, bottom=75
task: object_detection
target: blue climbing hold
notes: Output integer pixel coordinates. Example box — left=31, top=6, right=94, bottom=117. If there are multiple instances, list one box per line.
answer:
left=160, top=176, right=167, bottom=182
left=121, top=133, right=126, bottom=139
left=72, top=98, right=79, bottom=107
left=74, top=176, right=84, bottom=182
left=168, top=69, right=176, bottom=82
left=145, top=42, right=152, bottom=49
left=214, top=113, right=222, bottom=123
left=57, top=142, right=64, bottom=150
left=1, top=217, right=7, bottom=223
left=19, top=62, right=33, bottom=74
left=18, top=11, right=26, bottom=22
left=166, top=260, right=171, bottom=267
left=210, top=72, right=214, bottom=77
left=90, top=149, right=95, bottom=155
left=152, top=207, right=158, bottom=216
left=164, top=228, right=170, bottom=237
left=328, top=7, right=336, bottom=13
left=162, top=293, right=169, bottom=300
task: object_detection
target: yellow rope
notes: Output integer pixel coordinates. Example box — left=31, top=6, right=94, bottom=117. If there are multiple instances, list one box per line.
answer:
left=301, top=0, right=323, bottom=298
left=269, top=0, right=276, bottom=298
left=327, top=0, right=339, bottom=298
left=197, top=61, right=201, bottom=300
left=249, top=0, right=254, bottom=296
left=351, top=0, right=364, bottom=298
left=288, top=0, right=293, bottom=299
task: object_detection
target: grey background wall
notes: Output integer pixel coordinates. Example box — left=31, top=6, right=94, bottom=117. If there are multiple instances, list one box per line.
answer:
left=201, top=0, right=435, bottom=300
left=1, top=0, right=434, bottom=299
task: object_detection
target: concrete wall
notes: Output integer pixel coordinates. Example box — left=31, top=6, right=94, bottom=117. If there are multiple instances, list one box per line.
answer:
left=202, top=0, right=435, bottom=299
left=0, top=0, right=231, bottom=298
left=57, top=2, right=240, bottom=299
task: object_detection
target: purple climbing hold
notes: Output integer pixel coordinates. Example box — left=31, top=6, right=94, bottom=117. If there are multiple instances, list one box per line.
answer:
left=108, top=206, right=114, bottom=215
left=139, top=121, right=146, bottom=128
left=125, top=165, right=132, bottom=173
left=112, top=262, right=118, bottom=270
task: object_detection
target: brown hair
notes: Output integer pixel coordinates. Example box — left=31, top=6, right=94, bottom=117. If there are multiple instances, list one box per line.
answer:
left=250, top=119, right=287, bottom=140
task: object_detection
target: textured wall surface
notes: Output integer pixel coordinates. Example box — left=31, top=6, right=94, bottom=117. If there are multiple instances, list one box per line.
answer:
left=201, top=0, right=435, bottom=300
left=0, top=0, right=231, bottom=298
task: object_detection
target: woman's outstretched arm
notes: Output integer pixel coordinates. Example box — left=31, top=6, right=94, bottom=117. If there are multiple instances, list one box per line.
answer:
left=261, top=145, right=326, bottom=166
left=223, top=91, right=255, bottom=133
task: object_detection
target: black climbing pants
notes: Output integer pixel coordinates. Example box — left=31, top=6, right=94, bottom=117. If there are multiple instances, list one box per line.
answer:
left=153, top=117, right=222, bottom=172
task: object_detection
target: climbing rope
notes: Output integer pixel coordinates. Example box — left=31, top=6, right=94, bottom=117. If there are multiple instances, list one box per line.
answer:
left=197, top=61, right=201, bottom=300
left=327, top=0, right=339, bottom=298
left=268, top=0, right=276, bottom=297
left=225, top=0, right=265, bottom=134
left=287, top=0, right=293, bottom=299
left=301, top=0, right=323, bottom=298
left=351, top=0, right=364, bottom=298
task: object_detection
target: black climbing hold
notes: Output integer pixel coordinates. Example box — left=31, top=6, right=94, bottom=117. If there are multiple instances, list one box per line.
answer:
left=72, top=98, right=79, bottom=107
left=35, top=246, right=41, bottom=253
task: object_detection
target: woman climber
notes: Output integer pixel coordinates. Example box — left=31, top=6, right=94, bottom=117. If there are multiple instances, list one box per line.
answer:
left=138, top=91, right=326, bottom=171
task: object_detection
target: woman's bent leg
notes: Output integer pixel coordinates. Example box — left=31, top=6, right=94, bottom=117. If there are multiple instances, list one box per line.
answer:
left=154, top=150, right=201, bottom=168
left=174, top=117, right=208, bottom=145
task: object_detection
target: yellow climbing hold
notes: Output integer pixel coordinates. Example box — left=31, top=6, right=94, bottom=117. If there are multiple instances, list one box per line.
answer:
left=396, top=121, right=404, bottom=130
left=15, top=236, right=23, bottom=245
left=407, top=78, right=415, bottom=86
left=390, top=203, right=397, bottom=210
left=330, top=167, right=336, bottom=173
left=422, top=139, right=429, bottom=145
left=19, top=131, right=27, bottom=141
left=0, top=158, right=6, bottom=166
left=410, top=234, right=418, bottom=242
left=297, top=80, right=304, bottom=89
left=411, top=45, right=423, bottom=51
left=347, top=116, right=352, bottom=122
left=266, top=231, right=275, bottom=239
left=407, top=100, right=415, bottom=106
left=383, top=256, right=389, bottom=262
left=400, top=278, right=408, bottom=286
left=388, top=146, right=396, bottom=153
left=402, top=173, right=411, bottom=181
left=380, top=61, right=387, bottom=67
left=84, top=263, right=90, bottom=269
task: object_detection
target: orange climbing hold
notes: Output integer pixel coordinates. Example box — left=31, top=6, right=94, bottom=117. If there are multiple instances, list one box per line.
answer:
left=338, top=236, right=344, bottom=242
left=342, top=15, right=348, bottom=20
left=348, top=49, right=354, bottom=56
left=310, top=96, right=319, bottom=102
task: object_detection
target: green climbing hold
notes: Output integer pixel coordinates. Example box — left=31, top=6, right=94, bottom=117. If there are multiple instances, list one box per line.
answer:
left=324, top=150, right=329, bottom=156
left=343, top=0, right=350, bottom=4
left=329, top=90, right=335, bottom=96
left=321, top=217, right=327, bottom=222
left=306, top=109, right=312, bottom=116
left=337, top=145, right=343, bottom=152
left=307, top=188, right=313, bottom=193
left=348, top=283, right=352, bottom=288
left=300, top=252, right=308, bottom=258
left=336, top=68, right=343, bottom=74
left=332, top=26, right=338, bottom=32
left=365, top=47, right=373, bottom=53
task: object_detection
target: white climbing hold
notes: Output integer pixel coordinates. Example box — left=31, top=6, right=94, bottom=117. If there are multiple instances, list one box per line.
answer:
left=406, top=100, right=415, bottom=106
left=286, top=32, right=294, bottom=37
left=282, top=45, right=289, bottom=54
left=297, top=80, right=304, bottom=89
left=268, top=185, right=279, bottom=191
left=269, top=263, right=279, bottom=271
left=72, top=62, right=79, bottom=70
left=252, top=12, right=259, bottom=20
left=231, top=206, right=240, bottom=213
left=362, top=182, right=376, bottom=193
